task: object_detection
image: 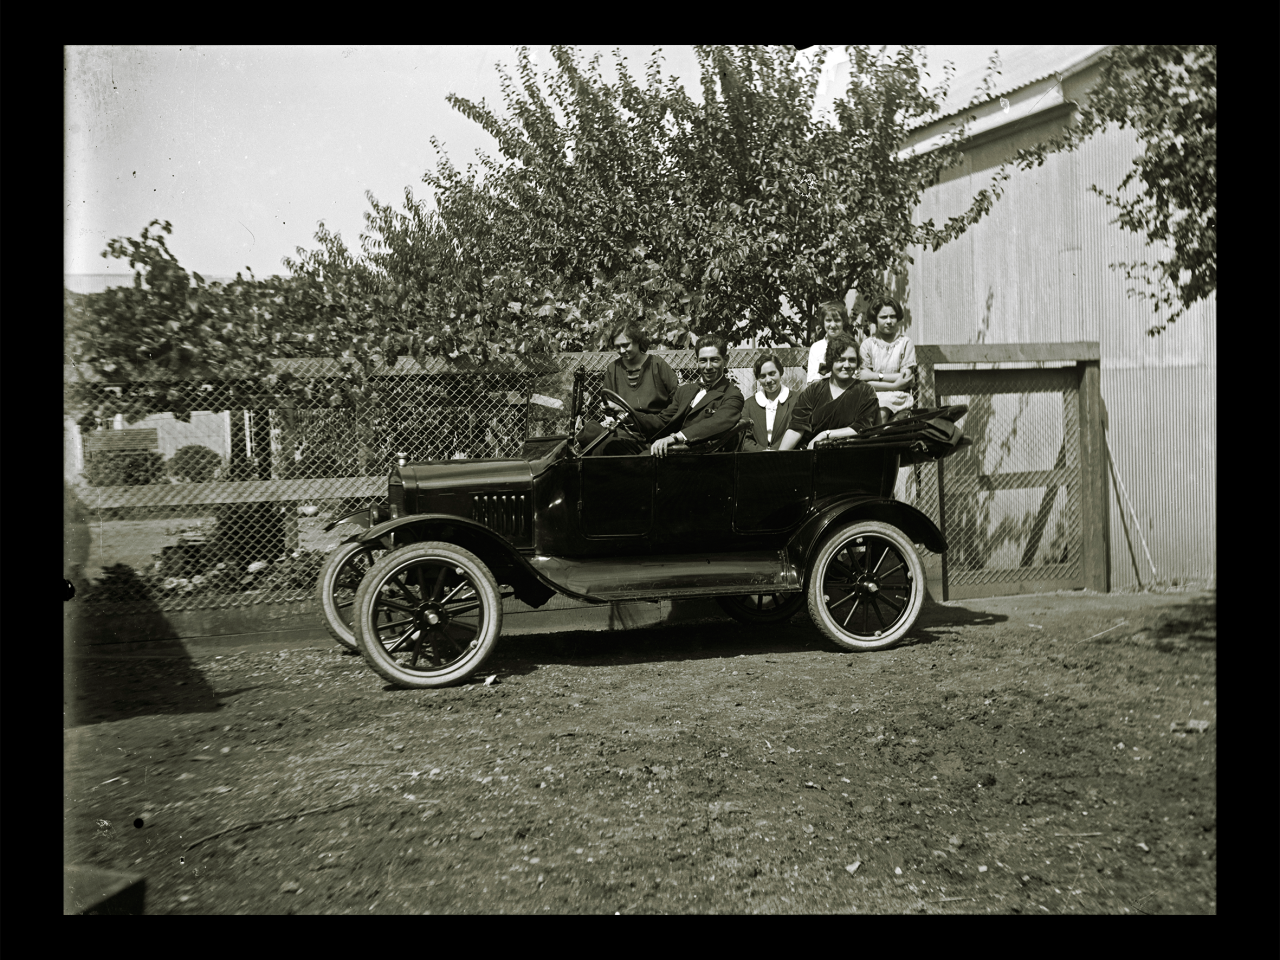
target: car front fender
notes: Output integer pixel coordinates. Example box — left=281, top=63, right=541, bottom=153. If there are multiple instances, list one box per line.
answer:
left=356, top=514, right=557, bottom=609
left=786, top=497, right=947, bottom=575
left=323, top=504, right=390, bottom=534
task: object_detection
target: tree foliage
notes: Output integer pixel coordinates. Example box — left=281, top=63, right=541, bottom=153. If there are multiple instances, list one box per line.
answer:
left=1015, top=45, right=1216, bottom=335
left=385, top=44, right=1007, bottom=348
left=64, top=219, right=341, bottom=427
left=167, top=444, right=225, bottom=483
left=67, top=45, right=1009, bottom=432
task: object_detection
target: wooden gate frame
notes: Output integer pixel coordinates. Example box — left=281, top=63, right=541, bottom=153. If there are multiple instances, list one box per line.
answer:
left=916, top=342, right=1108, bottom=600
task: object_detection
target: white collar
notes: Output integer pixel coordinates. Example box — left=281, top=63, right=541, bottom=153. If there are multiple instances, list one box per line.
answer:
left=755, top=384, right=790, bottom=407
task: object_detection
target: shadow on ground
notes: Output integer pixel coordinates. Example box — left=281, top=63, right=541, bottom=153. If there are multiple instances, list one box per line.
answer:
left=1147, top=590, right=1215, bottom=643
left=66, top=642, right=239, bottom=727
left=462, top=599, right=1009, bottom=684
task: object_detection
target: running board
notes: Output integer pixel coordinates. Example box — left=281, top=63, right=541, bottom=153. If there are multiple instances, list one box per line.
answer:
left=529, top=551, right=802, bottom=602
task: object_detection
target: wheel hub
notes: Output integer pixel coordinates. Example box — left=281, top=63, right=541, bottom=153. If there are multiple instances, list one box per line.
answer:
left=417, top=600, right=448, bottom=629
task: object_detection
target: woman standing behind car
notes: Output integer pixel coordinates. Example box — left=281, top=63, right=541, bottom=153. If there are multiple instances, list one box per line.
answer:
left=743, top=352, right=798, bottom=450
left=806, top=300, right=859, bottom=383
left=601, top=320, right=679, bottom=424
left=858, top=296, right=916, bottom=424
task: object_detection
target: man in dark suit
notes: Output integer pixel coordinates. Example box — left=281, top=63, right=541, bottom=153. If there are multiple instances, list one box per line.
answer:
left=633, top=335, right=745, bottom=458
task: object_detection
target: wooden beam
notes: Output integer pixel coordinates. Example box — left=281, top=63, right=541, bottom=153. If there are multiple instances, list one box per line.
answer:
left=943, top=577, right=1086, bottom=601
left=973, top=467, right=1075, bottom=492
left=84, top=476, right=384, bottom=510
left=918, top=342, right=1100, bottom=364
left=935, top=366, right=1078, bottom=398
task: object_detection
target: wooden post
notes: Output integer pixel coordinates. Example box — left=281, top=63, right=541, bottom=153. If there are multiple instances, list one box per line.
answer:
left=914, top=350, right=946, bottom=601
left=1076, top=358, right=1109, bottom=592
left=935, top=455, right=949, bottom=602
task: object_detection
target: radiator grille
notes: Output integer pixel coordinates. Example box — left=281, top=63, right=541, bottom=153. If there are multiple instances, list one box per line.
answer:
left=472, top=494, right=528, bottom=540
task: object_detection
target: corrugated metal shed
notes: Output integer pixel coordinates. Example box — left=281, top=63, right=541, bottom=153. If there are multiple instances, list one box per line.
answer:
left=913, top=45, right=1111, bottom=127
left=900, top=49, right=1216, bottom=590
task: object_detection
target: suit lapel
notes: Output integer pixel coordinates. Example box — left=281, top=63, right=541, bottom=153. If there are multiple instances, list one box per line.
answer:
left=688, top=379, right=725, bottom=414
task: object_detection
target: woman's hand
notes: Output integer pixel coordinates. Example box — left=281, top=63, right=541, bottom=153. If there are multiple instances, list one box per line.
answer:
left=808, top=427, right=856, bottom=449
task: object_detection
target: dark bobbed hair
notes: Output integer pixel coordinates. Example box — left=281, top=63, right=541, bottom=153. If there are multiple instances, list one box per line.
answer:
left=816, top=300, right=849, bottom=332
left=753, top=352, right=785, bottom=379
left=824, top=332, right=863, bottom=372
left=608, top=319, right=650, bottom=353
left=866, top=296, right=904, bottom=327
left=696, top=333, right=729, bottom=360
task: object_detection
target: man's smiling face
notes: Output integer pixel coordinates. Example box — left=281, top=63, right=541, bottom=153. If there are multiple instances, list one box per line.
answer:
left=696, top=346, right=725, bottom=387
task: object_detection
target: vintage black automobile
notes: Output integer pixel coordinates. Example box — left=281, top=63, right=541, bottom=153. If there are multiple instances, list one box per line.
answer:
left=316, top=390, right=967, bottom=688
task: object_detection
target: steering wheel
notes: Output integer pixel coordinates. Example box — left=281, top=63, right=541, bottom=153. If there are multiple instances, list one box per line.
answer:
left=598, top=388, right=642, bottom=429
left=576, top=388, right=645, bottom=458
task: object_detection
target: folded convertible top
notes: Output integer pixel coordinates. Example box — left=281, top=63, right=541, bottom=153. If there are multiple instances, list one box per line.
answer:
left=818, top=404, right=970, bottom=463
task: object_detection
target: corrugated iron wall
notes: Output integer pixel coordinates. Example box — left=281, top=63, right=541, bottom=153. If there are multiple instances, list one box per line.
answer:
left=904, top=119, right=1216, bottom=590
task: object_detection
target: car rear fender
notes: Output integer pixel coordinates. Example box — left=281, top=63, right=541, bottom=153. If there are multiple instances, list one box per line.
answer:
left=356, top=514, right=557, bottom=609
left=786, top=497, right=946, bottom=574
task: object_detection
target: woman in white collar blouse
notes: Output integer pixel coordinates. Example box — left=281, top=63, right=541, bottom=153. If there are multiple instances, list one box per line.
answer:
left=743, top=352, right=798, bottom=451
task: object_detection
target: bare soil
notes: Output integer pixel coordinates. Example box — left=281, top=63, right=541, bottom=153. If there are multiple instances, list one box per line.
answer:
left=64, top=589, right=1215, bottom=914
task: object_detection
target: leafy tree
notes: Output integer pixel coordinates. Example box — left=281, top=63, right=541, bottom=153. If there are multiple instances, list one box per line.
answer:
left=358, top=44, right=1008, bottom=349
left=66, top=46, right=1009, bottom=445
left=1014, top=45, right=1216, bottom=334
left=65, top=220, right=333, bottom=429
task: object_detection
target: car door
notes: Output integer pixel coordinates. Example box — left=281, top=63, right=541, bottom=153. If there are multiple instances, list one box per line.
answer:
left=650, top=452, right=736, bottom=548
left=578, top=455, right=654, bottom=539
left=733, top=449, right=813, bottom=534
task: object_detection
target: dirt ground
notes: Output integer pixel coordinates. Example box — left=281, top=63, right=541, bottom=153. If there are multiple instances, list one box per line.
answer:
left=64, top=588, right=1215, bottom=914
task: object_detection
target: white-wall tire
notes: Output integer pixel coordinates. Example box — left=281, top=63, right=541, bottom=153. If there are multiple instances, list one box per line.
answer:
left=807, top=521, right=925, bottom=651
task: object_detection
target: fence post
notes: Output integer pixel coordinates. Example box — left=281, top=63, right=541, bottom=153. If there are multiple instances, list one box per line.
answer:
left=914, top=348, right=946, bottom=601
left=1076, top=356, right=1109, bottom=592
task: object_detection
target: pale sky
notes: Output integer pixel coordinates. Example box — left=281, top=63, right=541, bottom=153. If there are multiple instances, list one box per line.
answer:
left=65, top=45, right=1011, bottom=280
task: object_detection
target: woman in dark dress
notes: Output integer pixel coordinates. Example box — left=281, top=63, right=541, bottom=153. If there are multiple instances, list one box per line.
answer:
left=580, top=321, right=679, bottom=455
left=777, top=332, right=878, bottom=451
left=601, top=320, right=679, bottom=420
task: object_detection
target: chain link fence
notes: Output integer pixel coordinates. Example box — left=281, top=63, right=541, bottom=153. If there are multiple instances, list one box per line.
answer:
left=907, top=356, right=1086, bottom=597
left=64, top=349, right=809, bottom=616
left=65, top=345, right=1097, bottom=614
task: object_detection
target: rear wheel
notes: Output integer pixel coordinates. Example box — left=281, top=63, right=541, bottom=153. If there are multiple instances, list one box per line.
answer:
left=716, top=592, right=805, bottom=624
left=353, top=542, right=502, bottom=688
left=807, top=521, right=924, bottom=651
left=316, top=540, right=388, bottom=651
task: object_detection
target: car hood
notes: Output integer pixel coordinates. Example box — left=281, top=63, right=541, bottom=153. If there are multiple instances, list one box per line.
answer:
left=399, top=458, right=533, bottom=495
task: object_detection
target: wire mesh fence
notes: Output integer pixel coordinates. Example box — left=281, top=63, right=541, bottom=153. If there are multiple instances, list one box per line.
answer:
left=907, top=358, right=1086, bottom=597
left=64, top=349, right=808, bottom=615
left=64, top=346, right=1098, bottom=614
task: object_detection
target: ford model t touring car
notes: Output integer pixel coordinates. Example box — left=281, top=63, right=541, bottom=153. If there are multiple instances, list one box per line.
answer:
left=316, top=385, right=968, bottom=689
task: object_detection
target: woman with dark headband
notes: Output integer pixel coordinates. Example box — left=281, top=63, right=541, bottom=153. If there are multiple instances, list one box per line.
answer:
left=601, top=320, right=679, bottom=422
left=578, top=320, right=679, bottom=455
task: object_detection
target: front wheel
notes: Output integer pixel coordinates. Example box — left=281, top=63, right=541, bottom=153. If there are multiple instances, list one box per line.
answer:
left=716, top=592, right=806, bottom=624
left=353, top=542, right=502, bottom=688
left=807, top=521, right=925, bottom=651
